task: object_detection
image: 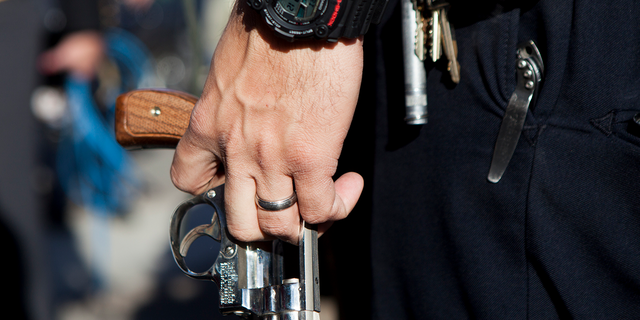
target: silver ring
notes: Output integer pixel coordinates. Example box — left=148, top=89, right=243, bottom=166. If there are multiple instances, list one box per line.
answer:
left=255, top=192, right=298, bottom=211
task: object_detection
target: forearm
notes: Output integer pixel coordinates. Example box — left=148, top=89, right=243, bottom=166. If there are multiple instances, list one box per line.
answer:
left=171, top=0, right=365, bottom=243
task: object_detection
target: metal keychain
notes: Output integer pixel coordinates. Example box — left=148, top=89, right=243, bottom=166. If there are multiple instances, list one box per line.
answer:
left=402, top=0, right=428, bottom=125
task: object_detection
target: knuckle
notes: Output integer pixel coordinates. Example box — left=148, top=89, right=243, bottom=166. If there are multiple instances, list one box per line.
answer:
left=260, top=224, right=291, bottom=238
left=286, top=145, right=316, bottom=164
left=258, top=220, right=288, bottom=236
left=170, top=160, right=217, bottom=196
left=170, top=167, right=198, bottom=194
left=217, top=128, right=254, bottom=166
left=288, top=151, right=338, bottom=177
left=301, top=209, right=331, bottom=225
left=227, top=226, right=260, bottom=243
left=187, top=108, right=218, bottom=143
left=258, top=214, right=296, bottom=238
left=253, top=141, right=281, bottom=172
left=187, top=109, right=207, bottom=134
left=226, top=218, right=261, bottom=242
left=298, top=190, right=338, bottom=224
left=216, top=129, right=237, bottom=156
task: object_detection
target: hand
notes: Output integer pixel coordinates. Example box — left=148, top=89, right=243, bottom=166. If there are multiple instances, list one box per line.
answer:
left=38, top=30, right=105, bottom=80
left=170, top=1, right=365, bottom=244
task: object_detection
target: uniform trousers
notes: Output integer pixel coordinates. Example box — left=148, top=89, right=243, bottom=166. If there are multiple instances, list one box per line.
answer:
left=333, top=0, right=640, bottom=318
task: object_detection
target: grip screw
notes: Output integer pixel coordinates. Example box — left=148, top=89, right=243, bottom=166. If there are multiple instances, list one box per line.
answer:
left=150, top=106, right=161, bottom=117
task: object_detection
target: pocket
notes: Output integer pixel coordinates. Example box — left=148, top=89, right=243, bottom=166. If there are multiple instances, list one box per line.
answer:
left=591, top=109, right=640, bottom=149
left=450, top=7, right=521, bottom=115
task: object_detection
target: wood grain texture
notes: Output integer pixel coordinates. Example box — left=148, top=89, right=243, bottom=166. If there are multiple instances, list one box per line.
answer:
left=115, top=89, right=196, bottom=149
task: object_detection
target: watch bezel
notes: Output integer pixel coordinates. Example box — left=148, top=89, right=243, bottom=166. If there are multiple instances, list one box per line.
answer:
left=253, top=0, right=340, bottom=39
left=249, top=0, right=388, bottom=41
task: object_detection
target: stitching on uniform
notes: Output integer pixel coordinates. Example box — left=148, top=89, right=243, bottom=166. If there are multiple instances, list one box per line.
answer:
left=589, top=110, right=615, bottom=136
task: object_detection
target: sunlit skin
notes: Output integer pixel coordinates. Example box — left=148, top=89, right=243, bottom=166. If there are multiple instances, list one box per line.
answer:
left=170, top=1, right=365, bottom=244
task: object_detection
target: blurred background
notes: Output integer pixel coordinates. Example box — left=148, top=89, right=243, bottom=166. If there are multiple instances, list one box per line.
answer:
left=1, top=0, right=250, bottom=319
left=0, top=0, right=358, bottom=318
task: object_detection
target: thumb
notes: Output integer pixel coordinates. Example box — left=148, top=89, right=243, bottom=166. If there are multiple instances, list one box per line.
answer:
left=334, top=172, right=364, bottom=216
left=318, top=172, right=364, bottom=236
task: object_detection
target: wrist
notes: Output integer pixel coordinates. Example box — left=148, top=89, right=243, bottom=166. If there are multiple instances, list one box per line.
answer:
left=227, top=0, right=362, bottom=53
left=244, top=0, right=389, bottom=41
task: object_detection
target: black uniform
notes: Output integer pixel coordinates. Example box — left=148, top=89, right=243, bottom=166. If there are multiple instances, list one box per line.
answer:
left=333, top=0, right=640, bottom=318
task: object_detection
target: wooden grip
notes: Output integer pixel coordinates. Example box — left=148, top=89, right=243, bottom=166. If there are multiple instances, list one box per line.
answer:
left=115, top=88, right=196, bottom=149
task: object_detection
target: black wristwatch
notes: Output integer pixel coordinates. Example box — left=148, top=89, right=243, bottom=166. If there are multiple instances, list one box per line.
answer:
left=247, top=0, right=390, bottom=41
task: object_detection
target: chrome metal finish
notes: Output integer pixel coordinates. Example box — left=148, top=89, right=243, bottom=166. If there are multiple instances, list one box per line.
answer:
left=518, top=60, right=528, bottom=69
left=299, top=222, right=320, bottom=317
left=169, top=184, right=321, bottom=319
left=430, top=8, right=441, bottom=62
left=525, top=80, right=534, bottom=89
left=256, top=192, right=298, bottom=211
left=402, top=0, right=428, bottom=125
left=413, top=0, right=427, bottom=61
left=488, top=41, right=544, bottom=183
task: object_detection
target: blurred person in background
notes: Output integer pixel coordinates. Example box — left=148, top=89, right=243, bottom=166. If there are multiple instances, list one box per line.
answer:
left=0, top=0, right=102, bottom=318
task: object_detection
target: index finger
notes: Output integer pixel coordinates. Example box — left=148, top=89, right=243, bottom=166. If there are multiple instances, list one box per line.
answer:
left=171, top=131, right=225, bottom=196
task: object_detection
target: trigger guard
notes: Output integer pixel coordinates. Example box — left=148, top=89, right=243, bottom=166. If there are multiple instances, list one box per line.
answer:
left=169, top=185, right=225, bottom=280
left=179, top=222, right=221, bottom=257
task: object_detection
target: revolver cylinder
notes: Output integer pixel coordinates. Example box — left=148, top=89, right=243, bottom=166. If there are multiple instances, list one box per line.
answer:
left=170, top=184, right=320, bottom=320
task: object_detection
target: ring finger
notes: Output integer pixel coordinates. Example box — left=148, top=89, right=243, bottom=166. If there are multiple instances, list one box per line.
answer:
left=254, top=172, right=301, bottom=244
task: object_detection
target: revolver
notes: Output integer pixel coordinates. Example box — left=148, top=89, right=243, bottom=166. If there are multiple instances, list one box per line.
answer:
left=114, top=89, right=321, bottom=320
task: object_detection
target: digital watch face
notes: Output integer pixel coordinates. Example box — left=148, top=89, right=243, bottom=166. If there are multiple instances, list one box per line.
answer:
left=275, top=0, right=321, bottom=23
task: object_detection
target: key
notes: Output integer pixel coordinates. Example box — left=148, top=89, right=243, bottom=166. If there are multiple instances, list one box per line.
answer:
left=427, top=1, right=442, bottom=62
left=413, top=0, right=427, bottom=61
left=439, top=5, right=460, bottom=83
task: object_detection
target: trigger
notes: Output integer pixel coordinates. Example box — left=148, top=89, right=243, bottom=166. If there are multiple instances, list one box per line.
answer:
left=179, top=215, right=222, bottom=257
